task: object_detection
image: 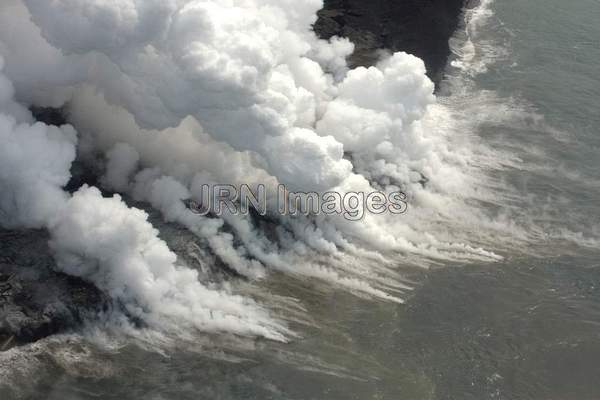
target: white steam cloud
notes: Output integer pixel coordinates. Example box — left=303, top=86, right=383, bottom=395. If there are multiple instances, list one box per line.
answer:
left=0, top=56, right=75, bottom=229
left=50, top=185, right=286, bottom=341
left=0, top=55, right=286, bottom=341
left=0, top=0, right=508, bottom=340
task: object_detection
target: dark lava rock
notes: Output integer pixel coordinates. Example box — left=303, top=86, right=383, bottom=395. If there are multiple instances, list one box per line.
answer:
left=0, top=230, right=108, bottom=351
left=315, top=0, right=469, bottom=85
left=30, top=106, right=68, bottom=127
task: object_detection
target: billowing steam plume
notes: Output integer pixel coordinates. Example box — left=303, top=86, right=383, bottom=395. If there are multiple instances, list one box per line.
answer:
left=0, top=0, right=502, bottom=340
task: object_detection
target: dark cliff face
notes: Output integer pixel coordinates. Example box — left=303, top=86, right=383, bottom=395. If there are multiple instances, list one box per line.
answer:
left=315, top=0, right=467, bottom=85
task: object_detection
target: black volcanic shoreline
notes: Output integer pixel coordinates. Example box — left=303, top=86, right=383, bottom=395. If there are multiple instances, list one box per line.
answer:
left=315, top=0, right=469, bottom=85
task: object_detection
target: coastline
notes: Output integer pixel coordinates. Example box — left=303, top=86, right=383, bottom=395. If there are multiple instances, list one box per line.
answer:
left=0, top=0, right=471, bottom=351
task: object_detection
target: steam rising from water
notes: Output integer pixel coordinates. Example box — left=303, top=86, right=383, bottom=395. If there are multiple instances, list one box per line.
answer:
left=0, top=0, right=510, bottom=340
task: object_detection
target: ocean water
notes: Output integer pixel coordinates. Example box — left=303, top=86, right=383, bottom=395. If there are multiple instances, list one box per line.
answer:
left=2, top=0, right=600, bottom=399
